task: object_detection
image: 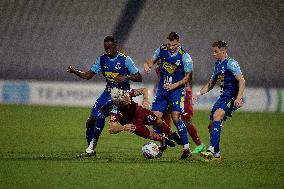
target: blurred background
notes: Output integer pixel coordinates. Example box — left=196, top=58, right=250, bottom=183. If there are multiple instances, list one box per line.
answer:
left=0, top=0, right=283, bottom=111
left=1, top=0, right=283, bottom=86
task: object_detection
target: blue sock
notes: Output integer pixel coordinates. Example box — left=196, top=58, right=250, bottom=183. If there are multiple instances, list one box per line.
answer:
left=86, top=122, right=93, bottom=146
left=210, top=121, right=222, bottom=153
left=93, top=111, right=105, bottom=139
left=176, top=120, right=189, bottom=145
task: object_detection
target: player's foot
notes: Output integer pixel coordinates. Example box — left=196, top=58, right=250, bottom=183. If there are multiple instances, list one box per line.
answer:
left=78, top=150, right=96, bottom=158
left=180, top=148, right=192, bottom=159
left=156, top=146, right=167, bottom=158
left=192, top=143, right=206, bottom=154
left=200, top=151, right=222, bottom=161
left=78, top=145, right=96, bottom=158
left=168, top=132, right=183, bottom=145
left=161, top=134, right=176, bottom=147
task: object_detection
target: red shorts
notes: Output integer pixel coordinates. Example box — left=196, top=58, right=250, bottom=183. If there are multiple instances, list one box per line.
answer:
left=182, top=88, right=194, bottom=120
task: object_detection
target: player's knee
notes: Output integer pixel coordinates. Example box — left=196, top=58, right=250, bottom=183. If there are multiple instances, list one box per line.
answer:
left=213, top=110, right=225, bottom=121
left=86, top=116, right=96, bottom=126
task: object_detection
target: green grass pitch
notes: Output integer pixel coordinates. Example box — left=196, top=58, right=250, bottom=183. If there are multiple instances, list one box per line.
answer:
left=0, top=104, right=283, bottom=189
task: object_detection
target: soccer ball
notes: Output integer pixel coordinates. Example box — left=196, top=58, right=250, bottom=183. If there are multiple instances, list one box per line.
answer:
left=141, top=142, right=161, bottom=159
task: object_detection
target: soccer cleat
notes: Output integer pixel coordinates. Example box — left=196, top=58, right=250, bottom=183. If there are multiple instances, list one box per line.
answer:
left=161, top=133, right=176, bottom=147
left=78, top=150, right=96, bottom=158
left=200, top=151, right=222, bottom=161
left=180, top=148, right=192, bottom=159
left=168, top=132, right=183, bottom=145
left=192, top=143, right=206, bottom=154
left=78, top=145, right=96, bottom=158
left=156, top=146, right=166, bottom=158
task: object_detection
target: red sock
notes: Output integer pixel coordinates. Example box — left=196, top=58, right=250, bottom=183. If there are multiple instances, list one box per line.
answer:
left=149, top=131, right=162, bottom=141
left=155, top=121, right=172, bottom=135
left=187, top=123, right=202, bottom=146
left=163, top=113, right=171, bottom=128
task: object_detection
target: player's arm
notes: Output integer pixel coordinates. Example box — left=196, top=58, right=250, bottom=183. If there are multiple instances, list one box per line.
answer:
left=144, top=48, right=160, bottom=73
left=67, top=66, right=95, bottom=80
left=227, top=60, right=245, bottom=107
left=199, top=77, right=217, bottom=95
left=131, top=88, right=150, bottom=108
left=67, top=57, right=101, bottom=80
left=114, top=56, right=142, bottom=83
left=234, top=74, right=245, bottom=107
left=109, top=116, right=136, bottom=134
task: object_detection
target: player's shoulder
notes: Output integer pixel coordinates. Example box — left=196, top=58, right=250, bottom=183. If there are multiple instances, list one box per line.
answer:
left=118, top=52, right=128, bottom=59
left=178, top=46, right=187, bottom=55
left=160, top=44, right=167, bottom=50
left=226, top=57, right=239, bottom=66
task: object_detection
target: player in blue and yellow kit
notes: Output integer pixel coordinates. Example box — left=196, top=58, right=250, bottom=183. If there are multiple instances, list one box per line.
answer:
left=193, top=40, right=245, bottom=161
left=67, top=36, right=142, bottom=157
left=144, top=32, right=193, bottom=159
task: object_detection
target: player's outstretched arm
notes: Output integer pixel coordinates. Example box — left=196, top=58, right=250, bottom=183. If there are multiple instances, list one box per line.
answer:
left=234, top=74, right=245, bottom=107
left=109, top=121, right=136, bottom=134
left=144, top=59, right=159, bottom=73
left=193, top=78, right=217, bottom=102
left=67, top=65, right=95, bottom=80
left=132, top=88, right=150, bottom=108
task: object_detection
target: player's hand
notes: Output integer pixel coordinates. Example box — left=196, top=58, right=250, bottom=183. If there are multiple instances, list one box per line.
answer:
left=67, top=65, right=75, bottom=73
left=144, top=63, right=151, bottom=73
left=234, top=97, right=243, bottom=108
left=114, top=75, right=127, bottom=83
left=123, top=124, right=136, bottom=132
left=163, top=83, right=177, bottom=91
left=141, top=99, right=150, bottom=109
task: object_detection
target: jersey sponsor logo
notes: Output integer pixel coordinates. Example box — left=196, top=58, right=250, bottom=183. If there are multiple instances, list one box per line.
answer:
left=217, top=74, right=225, bottom=87
left=105, top=72, right=119, bottom=81
left=162, top=62, right=177, bottom=74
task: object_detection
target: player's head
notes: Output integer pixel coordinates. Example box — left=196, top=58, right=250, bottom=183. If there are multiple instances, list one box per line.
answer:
left=104, top=36, right=117, bottom=58
left=111, top=88, right=131, bottom=107
left=212, top=40, right=228, bottom=61
left=167, top=32, right=180, bottom=54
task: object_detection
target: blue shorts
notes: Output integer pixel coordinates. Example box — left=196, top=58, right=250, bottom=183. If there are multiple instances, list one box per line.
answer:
left=152, top=85, right=185, bottom=113
left=91, top=90, right=111, bottom=117
left=210, top=96, right=239, bottom=121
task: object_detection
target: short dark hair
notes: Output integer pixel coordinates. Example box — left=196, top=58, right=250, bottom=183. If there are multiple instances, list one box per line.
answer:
left=167, top=32, right=179, bottom=41
left=212, top=40, right=227, bottom=48
left=104, top=36, right=116, bottom=43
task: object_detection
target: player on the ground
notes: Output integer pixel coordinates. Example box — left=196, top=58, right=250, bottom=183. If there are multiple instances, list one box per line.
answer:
left=107, top=88, right=181, bottom=150
left=193, top=40, right=245, bottom=161
left=153, top=66, right=206, bottom=154
left=67, top=36, right=142, bottom=157
left=144, top=32, right=192, bottom=159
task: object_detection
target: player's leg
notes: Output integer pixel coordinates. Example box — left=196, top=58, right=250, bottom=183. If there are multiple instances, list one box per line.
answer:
left=201, top=97, right=234, bottom=160
left=183, top=87, right=205, bottom=153
left=80, top=91, right=111, bottom=157
left=184, top=118, right=206, bottom=154
left=171, top=87, right=191, bottom=159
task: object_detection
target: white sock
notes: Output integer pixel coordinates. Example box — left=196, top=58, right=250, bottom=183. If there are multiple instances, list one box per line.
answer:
left=208, top=146, right=215, bottom=153
left=183, top=143, right=189, bottom=150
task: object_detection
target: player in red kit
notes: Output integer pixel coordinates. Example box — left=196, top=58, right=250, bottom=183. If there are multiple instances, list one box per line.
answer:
left=108, top=88, right=182, bottom=149
left=153, top=66, right=206, bottom=154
